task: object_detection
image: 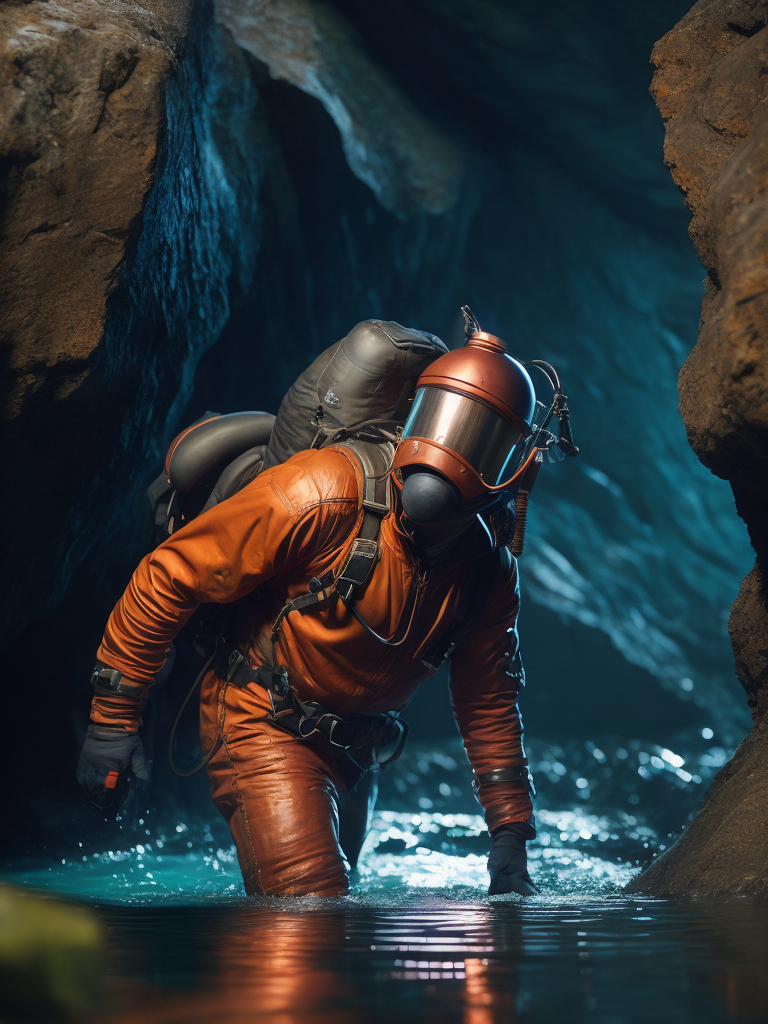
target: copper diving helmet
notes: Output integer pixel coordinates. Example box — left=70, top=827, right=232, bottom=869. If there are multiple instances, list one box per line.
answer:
left=391, top=307, right=538, bottom=523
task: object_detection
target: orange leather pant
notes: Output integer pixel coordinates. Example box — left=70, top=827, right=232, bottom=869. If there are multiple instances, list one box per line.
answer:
left=200, top=670, right=371, bottom=897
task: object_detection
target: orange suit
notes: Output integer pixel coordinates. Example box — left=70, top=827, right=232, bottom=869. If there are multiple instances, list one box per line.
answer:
left=91, top=445, right=532, bottom=895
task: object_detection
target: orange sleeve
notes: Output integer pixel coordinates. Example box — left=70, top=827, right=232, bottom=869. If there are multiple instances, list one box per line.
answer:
left=449, top=554, right=533, bottom=833
left=92, top=449, right=359, bottom=730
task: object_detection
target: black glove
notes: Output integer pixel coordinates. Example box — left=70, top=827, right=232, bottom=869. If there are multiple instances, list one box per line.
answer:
left=76, top=724, right=151, bottom=814
left=488, top=824, right=540, bottom=896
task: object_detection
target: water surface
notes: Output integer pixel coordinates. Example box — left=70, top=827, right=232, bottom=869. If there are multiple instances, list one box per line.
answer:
left=5, top=802, right=767, bottom=1024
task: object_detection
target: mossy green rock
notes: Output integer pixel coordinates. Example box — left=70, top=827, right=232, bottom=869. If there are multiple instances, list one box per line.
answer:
left=0, top=884, right=103, bottom=1020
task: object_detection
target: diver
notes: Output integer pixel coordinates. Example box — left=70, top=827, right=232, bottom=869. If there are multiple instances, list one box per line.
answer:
left=76, top=311, right=575, bottom=897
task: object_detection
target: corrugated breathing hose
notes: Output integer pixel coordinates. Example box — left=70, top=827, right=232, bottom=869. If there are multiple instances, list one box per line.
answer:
left=510, top=489, right=529, bottom=557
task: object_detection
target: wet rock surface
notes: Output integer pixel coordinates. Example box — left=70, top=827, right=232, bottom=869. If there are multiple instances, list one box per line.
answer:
left=215, top=0, right=465, bottom=216
left=0, top=0, right=190, bottom=419
left=628, top=0, right=768, bottom=896
left=0, top=0, right=265, bottom=642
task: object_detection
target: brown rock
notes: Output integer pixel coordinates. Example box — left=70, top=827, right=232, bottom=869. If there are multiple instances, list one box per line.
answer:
left=628, top=714, right=768, bottom=897
left=0, top=0, right=192, bottom=418
left=628, top=0, right=768, bottom=896
left=729, top=563, right=768, bottom=719
left=0, top=1, right=266, bottom=642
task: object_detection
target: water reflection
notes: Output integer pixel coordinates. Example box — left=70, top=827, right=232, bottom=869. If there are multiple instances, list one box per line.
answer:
left=105, top=908, right=358, bottom=1023
left=3, top=750, right=768, bottom=1023
left=5, top=806, right=768, bottom=1024
left=95, top=899, right=768, bottom=1024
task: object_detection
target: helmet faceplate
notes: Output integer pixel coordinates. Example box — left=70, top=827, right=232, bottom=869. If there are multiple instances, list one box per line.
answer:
left=392, top=330, right=536, bottom=500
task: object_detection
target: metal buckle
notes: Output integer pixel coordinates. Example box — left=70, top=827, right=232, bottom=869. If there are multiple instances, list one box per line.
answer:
left=225, top=650, right=244, bottom=682
left=362, top=497, right=389, bottom=515
left=327, top=717, right=350, bottom=750
left=91, top=666, right=122, bottom=692
left=91, top=665, right=147, bottom=699
left=270, top=667, right=290, bottom=697
left=472, top=765, right=535, bottom=798
left=297, top=706, right=323, bottom=738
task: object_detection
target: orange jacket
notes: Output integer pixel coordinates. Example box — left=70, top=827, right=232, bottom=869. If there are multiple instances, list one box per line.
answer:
left=92, top=445, right=532, bottom=830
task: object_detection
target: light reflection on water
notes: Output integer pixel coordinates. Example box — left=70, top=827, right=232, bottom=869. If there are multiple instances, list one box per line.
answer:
left=3, top=734, right=720, bottom=907
left=4, top=806, right=645, bottom=904
left=84, top=896, right=768, bottom=1024
left=4, top=806, right=768, bottom=1022
left=2, top=737, right=765, bottom=1023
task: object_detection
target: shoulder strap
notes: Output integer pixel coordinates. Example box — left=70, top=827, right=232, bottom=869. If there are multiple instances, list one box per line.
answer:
left=269, top=439, right=395, bottom=650
left=330, top=438, right=394, bottom=605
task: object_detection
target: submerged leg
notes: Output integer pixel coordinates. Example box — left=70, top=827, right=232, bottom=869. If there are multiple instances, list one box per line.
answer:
left=204, top=678, right=350, bottom=897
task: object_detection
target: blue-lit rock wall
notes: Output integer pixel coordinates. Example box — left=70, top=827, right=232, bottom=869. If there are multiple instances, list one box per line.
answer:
left=87, top=17, right=266, bottom=563
left=0, top=1, right=265, bottom=640
left=0, top=0, right=269, bottom=842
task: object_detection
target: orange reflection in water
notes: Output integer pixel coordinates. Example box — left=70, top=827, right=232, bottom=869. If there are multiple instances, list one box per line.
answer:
left=107, top=909, right=357, bottom=1024
left=462, top=957, right=516, bottom=1024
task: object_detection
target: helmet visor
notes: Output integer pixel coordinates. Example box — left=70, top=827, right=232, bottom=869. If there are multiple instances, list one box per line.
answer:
left=402, top=386, right=524, bottom=486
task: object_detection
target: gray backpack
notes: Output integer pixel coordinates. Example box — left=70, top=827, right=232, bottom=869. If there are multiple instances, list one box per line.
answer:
left=147, top=319, right=447, bottom=539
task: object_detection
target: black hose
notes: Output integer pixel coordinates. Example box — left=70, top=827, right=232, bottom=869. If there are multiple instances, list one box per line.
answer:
left=168, top=651, right=222, bottom=777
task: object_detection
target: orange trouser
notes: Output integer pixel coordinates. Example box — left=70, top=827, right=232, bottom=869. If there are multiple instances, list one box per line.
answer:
left=201, top=670, right=370, bottom=897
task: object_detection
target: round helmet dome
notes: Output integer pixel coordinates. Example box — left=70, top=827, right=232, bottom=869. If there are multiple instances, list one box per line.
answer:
left=392, top=322, right=536, bottom=502
left=417, top=331, right=535, bottom=434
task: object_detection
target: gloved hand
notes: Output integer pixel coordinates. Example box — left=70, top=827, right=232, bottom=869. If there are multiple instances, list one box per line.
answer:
left=76, top=724, right=151, bottom=814
left=488, top=824, right=540, bottom=896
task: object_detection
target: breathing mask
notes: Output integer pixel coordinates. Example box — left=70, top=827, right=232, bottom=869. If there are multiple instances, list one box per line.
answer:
left=391, top=306, right=578, bottom=555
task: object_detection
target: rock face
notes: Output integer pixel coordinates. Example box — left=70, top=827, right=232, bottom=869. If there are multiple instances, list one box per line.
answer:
left=0, top=0, right=266, bottom=640
left=627, top=0, right=768, bottom=896
left=0, top=0, right=188, bottom=419
left=215, top=0, right=464, bottom=216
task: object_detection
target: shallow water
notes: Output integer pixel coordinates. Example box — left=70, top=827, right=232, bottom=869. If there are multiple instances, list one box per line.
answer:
left=4, top=801, right=768, bottom=1024
left=91, top=896, right=768, bottom=1024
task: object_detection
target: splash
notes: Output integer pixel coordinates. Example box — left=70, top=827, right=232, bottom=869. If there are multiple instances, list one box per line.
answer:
left=2, top=803, right=651, bottom=906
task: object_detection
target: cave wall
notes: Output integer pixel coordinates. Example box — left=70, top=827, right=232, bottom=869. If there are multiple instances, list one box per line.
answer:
left=0, top=0, right=265, bottom=643
left=627, top=0, right=768, bottom=896
left=0, top=0, right=272, bottom=843
left=0, top=0, right=758, bottom=851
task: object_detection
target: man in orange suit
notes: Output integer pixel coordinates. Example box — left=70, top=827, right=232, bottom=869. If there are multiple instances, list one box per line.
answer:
left=77, top=324, right=540, bottom=898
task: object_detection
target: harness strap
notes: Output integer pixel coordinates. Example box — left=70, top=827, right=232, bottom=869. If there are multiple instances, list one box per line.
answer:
left=269, top=438, right=394, bottom=643
left=333, top=437, right=391, bottom=603
left=215, top=649, right=408, bottom=769
left=472, top=765, right=536, bottom=798
left=335, top=530, right=380, bottom=605
left=269, top=569, right=336, bottom=646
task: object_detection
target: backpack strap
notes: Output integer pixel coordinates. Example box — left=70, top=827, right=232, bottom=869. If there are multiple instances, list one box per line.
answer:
left=332, top=438, right=393, bottom=605
left=267, top=438, right=394, bottom=650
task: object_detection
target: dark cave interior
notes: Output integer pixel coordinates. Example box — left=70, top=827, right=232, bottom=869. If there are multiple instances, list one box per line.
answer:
left=4, top=2, right=768, bottom=1022
left=0, top=0, right=754, bottom=860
